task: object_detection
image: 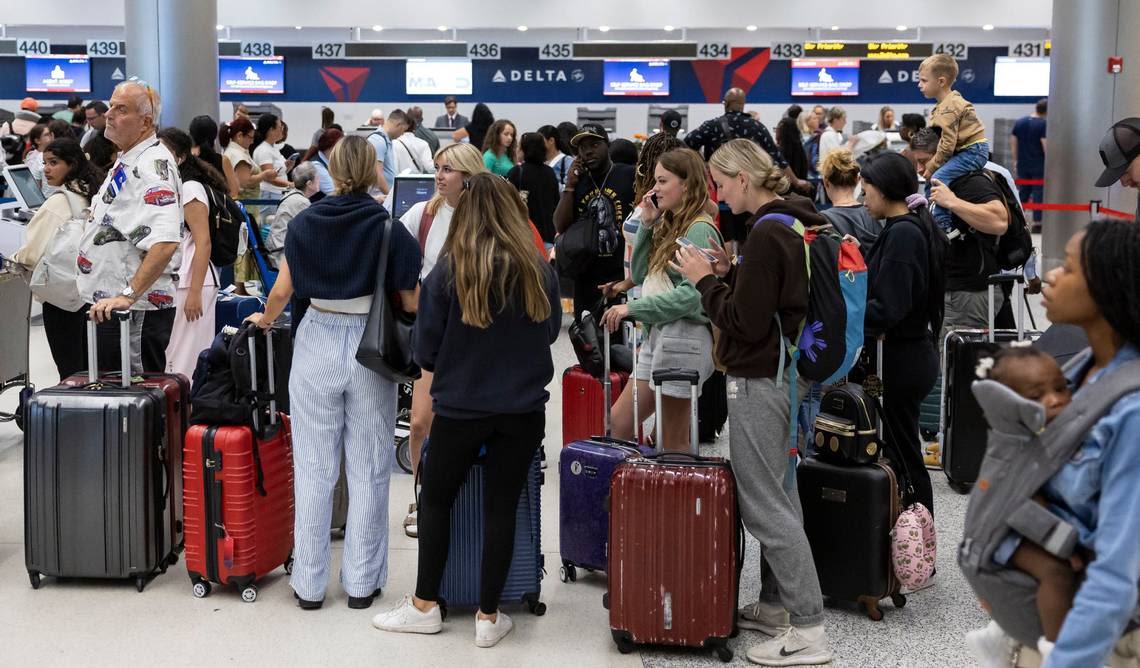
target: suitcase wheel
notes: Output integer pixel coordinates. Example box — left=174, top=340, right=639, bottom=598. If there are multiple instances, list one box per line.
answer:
left=713, top=642, right=733, bottom=663
left=559, top=563, right=577, bottom=583
left=602, top=592, right=609, bottom=610
left=858, top=597, right=884, bottom=621
left=395, top=434, right=413, bottom=475
left=284, top=555, right=294, bottom=575
left=523, top=593, right=546, bottom=616
left=192, top=579, right=212, bottom=598
left=892, top=593, right=907, bottom=609
left=135, top=576, right=147, bottom=593
left=613, top=631, right=635, bottom=654
left=28, top=571, right=41, bottom=590
left=241, top=585, right=258, bottom=603
left=947, top=478, right=972, bottom=495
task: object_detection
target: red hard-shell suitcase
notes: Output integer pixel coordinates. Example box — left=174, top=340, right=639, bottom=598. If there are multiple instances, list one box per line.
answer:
left=183, top=328, right=294, bottom=601
left=561, top=365, right=628, bottom=446
left=607, top=368, right=741, bottom=663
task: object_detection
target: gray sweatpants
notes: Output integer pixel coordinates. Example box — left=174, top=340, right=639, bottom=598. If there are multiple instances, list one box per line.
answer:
left=727, top=374, right=824, bottom=627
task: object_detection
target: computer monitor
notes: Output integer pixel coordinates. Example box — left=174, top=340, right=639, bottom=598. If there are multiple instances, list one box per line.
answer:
left=3, top=164, right=47, bottom=210
left=391, top=175, right=436, bottom=219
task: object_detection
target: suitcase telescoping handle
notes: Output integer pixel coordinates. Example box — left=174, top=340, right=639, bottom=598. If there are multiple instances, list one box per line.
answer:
left=599, top=318, right=640, bottom=440
left=246, top=326, right=278, bottom=434
left=651, top=368, right=701, bottom=455
left=986, top=273, right=1026, bottom=343
left=86, top=309, right=132, bottom=387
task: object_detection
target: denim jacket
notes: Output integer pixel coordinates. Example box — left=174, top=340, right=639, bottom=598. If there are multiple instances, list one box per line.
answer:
left=1044, top=343, right=1140, bottom=667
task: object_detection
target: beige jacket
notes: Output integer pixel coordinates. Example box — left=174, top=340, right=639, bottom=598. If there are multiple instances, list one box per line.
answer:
left=11, top=192, right=80, bottom=268
left=927, top=90, right=987, bottom=173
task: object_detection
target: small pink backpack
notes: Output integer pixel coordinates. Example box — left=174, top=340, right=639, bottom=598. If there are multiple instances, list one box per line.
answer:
left=892, top=502, right=937, bottom=590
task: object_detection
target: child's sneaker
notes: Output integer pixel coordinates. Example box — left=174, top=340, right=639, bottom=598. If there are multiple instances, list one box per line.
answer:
left=965, top=620, right=1016, bottom=668
left=475, top=610, right=514, bottom=648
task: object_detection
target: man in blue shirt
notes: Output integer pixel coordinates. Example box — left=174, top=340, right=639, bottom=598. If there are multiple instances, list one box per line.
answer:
left=366, top=109, right=409, bottom=201
left=1010, top=98, right=1047, bottom=223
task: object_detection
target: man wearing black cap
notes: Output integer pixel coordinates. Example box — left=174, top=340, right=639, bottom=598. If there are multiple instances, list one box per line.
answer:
left=1096, top=118, right=1140, bottom=220
left=660, top=109, right=683, bottom=138
left=554, top=122, right=636, bottom=323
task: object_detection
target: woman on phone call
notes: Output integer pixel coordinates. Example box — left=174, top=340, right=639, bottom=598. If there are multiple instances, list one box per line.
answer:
left=598, top=147, right=722, bottom=451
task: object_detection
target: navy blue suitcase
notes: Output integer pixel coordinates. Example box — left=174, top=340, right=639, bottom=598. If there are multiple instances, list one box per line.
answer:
left=214, top=292, right=264, bottom=333
left=422, top=446, right=546, bottom=617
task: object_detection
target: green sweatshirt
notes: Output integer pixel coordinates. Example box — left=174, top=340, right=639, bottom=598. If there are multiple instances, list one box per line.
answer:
left=627, top=215, right=720, bottom=329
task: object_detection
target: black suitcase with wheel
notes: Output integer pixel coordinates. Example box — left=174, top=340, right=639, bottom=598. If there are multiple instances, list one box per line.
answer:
left=24, top=312, right=175, bottom=591
left=941, top=275, right=1040, bottom=493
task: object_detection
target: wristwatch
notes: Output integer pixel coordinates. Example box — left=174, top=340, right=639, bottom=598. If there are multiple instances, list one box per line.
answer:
left=120, top=285, right=137, bottom=302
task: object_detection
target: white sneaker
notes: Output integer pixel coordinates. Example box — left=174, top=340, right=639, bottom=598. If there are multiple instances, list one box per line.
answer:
left=964, top=621, right=1016, bottom=668
left=371, top=594, right=443, bottom=634
left=746, top=625, right=832, bottom=666
left=1036, top=636, right=1055, bottom=662
left=475, top=610, right=514, bottom=648
left=738, top=600, right=792, bottom=637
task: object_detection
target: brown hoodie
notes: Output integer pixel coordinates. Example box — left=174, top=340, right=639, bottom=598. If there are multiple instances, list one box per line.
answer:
left=696, top=197, right=826, bottom=379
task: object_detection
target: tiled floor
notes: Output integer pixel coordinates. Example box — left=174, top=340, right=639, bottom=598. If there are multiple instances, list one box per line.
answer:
left=0, top=289, right=1051, bottom=666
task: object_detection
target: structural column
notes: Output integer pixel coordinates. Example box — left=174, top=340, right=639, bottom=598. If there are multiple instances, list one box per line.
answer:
left=1042, top=0, right=1140, bottom=272
left=125, top=0, right=218, bottom=132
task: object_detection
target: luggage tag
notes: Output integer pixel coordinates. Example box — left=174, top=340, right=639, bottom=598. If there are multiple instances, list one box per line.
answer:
left=223, top=533, right=235, bottom=569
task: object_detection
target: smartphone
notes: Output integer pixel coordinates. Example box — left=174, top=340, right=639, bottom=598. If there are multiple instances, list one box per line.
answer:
left=676, top=237, right=717, bottom=262
left=650, top=193, right=659, bottom=208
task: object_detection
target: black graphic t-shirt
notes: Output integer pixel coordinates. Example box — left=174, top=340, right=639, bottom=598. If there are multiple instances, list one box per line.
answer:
left=571, top=162, right=635, bottom=279
left=685, top=111, right=788, bottom=167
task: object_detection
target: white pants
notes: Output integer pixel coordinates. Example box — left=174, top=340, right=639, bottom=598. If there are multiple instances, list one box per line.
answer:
left=164, top=285, right=218, bottom=380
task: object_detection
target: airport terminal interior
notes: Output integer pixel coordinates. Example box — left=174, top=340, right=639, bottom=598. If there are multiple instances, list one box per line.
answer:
left=2, top=1, right=1140, bottom=666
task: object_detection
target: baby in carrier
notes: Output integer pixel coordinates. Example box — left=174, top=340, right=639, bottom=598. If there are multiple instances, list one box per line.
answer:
left=965, top=344, right=1089, bottom=666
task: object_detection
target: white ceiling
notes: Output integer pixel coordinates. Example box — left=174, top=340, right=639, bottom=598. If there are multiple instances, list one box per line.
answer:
left=1, top=0, right=1054, bottom=30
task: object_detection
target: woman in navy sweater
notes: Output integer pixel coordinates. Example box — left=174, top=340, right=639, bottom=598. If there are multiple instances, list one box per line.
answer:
left=373, top=173, right=561, bottom=648
left=249, top=135, right=421, bottom=611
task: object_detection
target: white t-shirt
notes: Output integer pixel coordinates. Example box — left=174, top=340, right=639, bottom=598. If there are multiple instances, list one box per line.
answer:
left=25, top=150, right=44, bottom=186
left=818, top=128, right=845, bottom=169
left=176, top=180, right=217, bottom=289
left=252, top=142, right=288, bottom=196
left=400, top=199, right=453, bottom=280
left=393, top=133, right=435, bottom=175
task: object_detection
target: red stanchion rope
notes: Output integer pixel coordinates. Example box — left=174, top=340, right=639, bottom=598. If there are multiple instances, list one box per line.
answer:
left=1100, top=206, right=1136, bottom=220
left=1021, top=203, right=1093, bottom=212
left=1013, top=178, right=1046, bottom=186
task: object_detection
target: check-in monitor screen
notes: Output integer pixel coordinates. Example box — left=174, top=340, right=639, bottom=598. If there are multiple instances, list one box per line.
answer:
left=25, top=55, right=92, bottom=93
left=791, top=58, right=860, bottom=96
left=993, top=57, right=1050, bottom=97
left=392, top=175, right=436, bottom=219
left=219, top=57, right=285, bottom=94
left=603, top=60, right=670, bottom=96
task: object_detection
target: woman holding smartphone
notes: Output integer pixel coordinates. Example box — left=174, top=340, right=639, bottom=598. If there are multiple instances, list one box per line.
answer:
left=599, top=147, right=721, bottom=451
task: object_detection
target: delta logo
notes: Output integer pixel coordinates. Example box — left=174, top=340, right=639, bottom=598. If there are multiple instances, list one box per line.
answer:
left=690, top=47, right=772, bottom=103
left=320, top=67, right=370, bottom=102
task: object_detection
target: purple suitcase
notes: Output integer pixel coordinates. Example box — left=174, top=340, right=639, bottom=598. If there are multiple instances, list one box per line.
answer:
left=559, top=323, right=653, bottom=582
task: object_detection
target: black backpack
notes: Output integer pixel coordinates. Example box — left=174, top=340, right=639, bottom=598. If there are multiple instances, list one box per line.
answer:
left=813, top=383, right=882, bottom=465
left=204, top=185, right=244, bottom=267
left=984, top=169, right=1034, bottom=271
left=190, top=323, right=289, bottom=427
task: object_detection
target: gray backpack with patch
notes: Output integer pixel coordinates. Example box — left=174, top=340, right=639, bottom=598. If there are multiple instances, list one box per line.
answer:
left=958, top=349, right=1140, bottom=646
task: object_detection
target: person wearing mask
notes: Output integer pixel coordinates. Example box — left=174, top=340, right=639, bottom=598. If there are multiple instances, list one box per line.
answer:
left=189, top=115, right=238, bottom=196
left=393, top=115, right=435, bottom=175
left=24, top=123, right=54, bottom=189
left=9, top=138, right=103, bottom=379
left=507, top=132, right=560, bottom=245
left=367, top=109, right=410, bottom=198
left=909, top=127, right=1010, bottom=339
left=659, top=109, right=683, bottom=138
left=157, top=127, right=224, bottom=380
left=817, top=106, right=848, bottom=170
left=671, top=138, right=832, bottom=667
left=872, top=106, right=899, bottom=132
left=252, top=113, right=292, bottom=202
left=538, top=124, right=575, bottom=188
left=554, top=123, right=636, bottom=324
left=310, top=106, right=335, bottom=148
left=372, top=173, right=561, bottom=648
left=247, top=135, right=421, bottom=611
left=81, top=79, right=183, bottom=374
left=453, top=103, right=494, bottom=146
left=434, top=96, right=469, bottom=130
left=1010, top=98, right=1048, bottom=225
left=482, top=119, right=517, bottom=177
left=265, top=162, right=318, bottom=267
left=396, top=142, right=487, bottom=538
left=303, top=128, right=344, bottom=197
left=80, top=101, right=108, bottom=149
left=407, top=107, right=441, bottom=156
left=1095, top=117, right=1140, bottom=220
left=598, top=147, right=720, bottom=451
left=858, top=151, right=947, bottom=519
left=819, top=149, right=882, bottom=249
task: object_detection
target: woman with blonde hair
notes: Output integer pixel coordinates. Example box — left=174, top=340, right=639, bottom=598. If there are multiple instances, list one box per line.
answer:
left=373, top=173, right=561, bottom=648
left=819, top=148, right=883, bottom=249
left=398, top=140, right=487, bottom=537
left=598, top=147, right=721, bottom=451
left=672, top=137, right=833, bottom=666
left=248, top=134, right=422, bottom=611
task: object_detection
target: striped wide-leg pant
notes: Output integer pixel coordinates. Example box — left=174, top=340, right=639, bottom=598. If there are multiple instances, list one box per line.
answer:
left=289, top=310, right=396, bottom=601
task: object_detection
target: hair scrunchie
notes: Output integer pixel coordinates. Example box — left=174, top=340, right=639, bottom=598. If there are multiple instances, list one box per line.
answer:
left=906, top=193, right=928, bottom=211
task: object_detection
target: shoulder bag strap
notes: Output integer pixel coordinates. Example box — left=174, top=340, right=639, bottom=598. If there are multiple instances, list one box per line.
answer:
left=417, top=208, right=435, bottom=253
left=398, top=139, right=425, bottom=172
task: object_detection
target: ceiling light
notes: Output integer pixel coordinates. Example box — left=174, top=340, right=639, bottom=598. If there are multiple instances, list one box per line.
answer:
left=294, top=25, right=303, bottom=30
left=896, top=25, right=908, bottom=31
left=663, top=25, right=675, bottom=32
left=437, top=25, right=448, bottom=31
left=746, top=25, right=758, bottom=31
left=830, top=25, right=840, bottom=31
left=598, top=25, right=611, bottom=32
left=372, top=24, right=383, bottom=32
left=517, top=25, right=528, bottom=32
left=982, top=24, right=995, bottom=30
left=216, top=24, right=224, bottom=30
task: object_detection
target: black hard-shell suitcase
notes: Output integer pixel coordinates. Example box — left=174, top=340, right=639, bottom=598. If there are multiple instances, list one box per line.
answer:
left=941, top=276, right=1040, bottom=493
left=24, top=313, right=176, bottom=591
left=797, top=456, right=904, bottom=621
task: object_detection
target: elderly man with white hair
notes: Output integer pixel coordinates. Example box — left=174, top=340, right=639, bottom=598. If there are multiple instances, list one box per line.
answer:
left=368, top=108, right=385, bottom=126
left=79, top=78, right=183, bottom=373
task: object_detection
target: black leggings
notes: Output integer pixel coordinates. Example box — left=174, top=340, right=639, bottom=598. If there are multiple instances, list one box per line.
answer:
left=415, top=411, right=544, bottom=614
left=41, top=302, right=89, bottom=380
left=881, top=337, right=938, bottom=517
left=95, top=307, right=176, bottom=373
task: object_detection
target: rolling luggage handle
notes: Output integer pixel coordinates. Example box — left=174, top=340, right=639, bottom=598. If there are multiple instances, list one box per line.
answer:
left=245, top=327, right=277, bottom=497
left=986, top=273, right=1026, bottom=343
left=650, top=368, right=700, bottom=455
left=599, top=319, right=640, bottom=441
left=86, top=309, right=132, bottom=387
